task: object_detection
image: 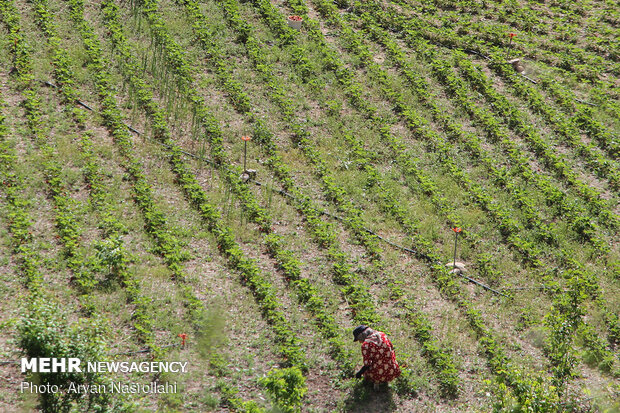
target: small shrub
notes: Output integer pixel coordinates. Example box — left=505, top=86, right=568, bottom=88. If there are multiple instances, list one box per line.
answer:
left=259, top=367, right=306, bottom=413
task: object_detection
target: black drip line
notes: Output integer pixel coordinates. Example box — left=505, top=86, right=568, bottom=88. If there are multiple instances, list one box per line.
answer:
left=0, top=343, right=183, bottom=366
left=41, top=80, right=570, bottom=298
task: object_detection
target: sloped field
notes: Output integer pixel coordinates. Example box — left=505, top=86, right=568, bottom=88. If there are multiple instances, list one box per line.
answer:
left=0, top=0, right=618, bottom=411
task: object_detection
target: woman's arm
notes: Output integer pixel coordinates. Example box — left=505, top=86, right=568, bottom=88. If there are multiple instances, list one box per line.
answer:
left=355, top=365, right=371, bottom=378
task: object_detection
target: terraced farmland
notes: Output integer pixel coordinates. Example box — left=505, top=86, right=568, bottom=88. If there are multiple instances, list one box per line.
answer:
left=0, top=0, right=618, bottom=411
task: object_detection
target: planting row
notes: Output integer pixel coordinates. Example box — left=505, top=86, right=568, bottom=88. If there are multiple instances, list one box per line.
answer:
left=454, top=55, right=620, bottom=189
left=30, top=0, right=160, bottom=359
left=535, top=74, right=620, bottom=155
left=305, top=0, right=558, bottom=268
left=400, top=0, right=619, bottom=78
left=387, top=0, right=620, bottom=96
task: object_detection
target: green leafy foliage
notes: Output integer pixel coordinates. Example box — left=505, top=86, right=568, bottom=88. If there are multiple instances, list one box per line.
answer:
left=259, top=367, right=307, bottom=413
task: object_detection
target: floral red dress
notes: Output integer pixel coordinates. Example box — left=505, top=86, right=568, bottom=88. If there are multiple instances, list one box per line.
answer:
left=361, top=331, right=401, bottom=383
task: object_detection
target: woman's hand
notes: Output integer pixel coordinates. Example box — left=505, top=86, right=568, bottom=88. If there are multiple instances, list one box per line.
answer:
left=355, top=365, right=370, bottom=378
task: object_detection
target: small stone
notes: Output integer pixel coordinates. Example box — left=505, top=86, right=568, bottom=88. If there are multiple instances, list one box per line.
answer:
left=446, top=262, right=466, bottom=270
left=508, top=58, right=525, bottom=73
left=446, top=262, right=467, bottom=274
left=239, top=169, right=257, bottom=182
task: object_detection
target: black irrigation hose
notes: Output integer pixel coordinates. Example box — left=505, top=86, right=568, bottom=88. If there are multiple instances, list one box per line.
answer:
left=574, top=98, right=598, bottom=107
left=41, top=81, right=513, bottom=297
left=558, top=392, right=620, bottom=406
left=520, top=74, right=538, bottom=84
left=110, top=343, right=181, bottom=356
left=0, top=343, right=184, bottom=366
left=174, top=145, right=509, bottom=297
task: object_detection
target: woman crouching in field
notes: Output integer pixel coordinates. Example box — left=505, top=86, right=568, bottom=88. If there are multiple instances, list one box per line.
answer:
left=353, top=325, right=401, bottom=390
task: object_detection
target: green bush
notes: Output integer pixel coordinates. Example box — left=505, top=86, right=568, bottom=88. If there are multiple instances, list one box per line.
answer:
left=19, top=297, right=114, bottom=412
left=259, top=367, right=306, bottom=413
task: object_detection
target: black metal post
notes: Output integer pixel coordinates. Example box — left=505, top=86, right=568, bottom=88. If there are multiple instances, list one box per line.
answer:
left=453, top=231, right=459, bottom=268
left=507, top=33, right=516, bottom=57
left=243, top=140, right=247, bottom=172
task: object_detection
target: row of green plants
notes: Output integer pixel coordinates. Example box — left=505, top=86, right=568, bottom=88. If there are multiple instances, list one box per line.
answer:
left=30, top=73, right=98, bottom=308
left=0, top=96, right=44, bottom=292
left=346, top=9, right=575, bottom=249
left=29, top=0, right=158, bottom=356
left=420, top=0, right=617, bottom=57
left=385, top=0, right=620, bottom=153
left=352, top=1, right=617, bottom=242
left=542, top=268, right=613, bottom=392
left=430, top=54, right=613, bottom=245
left=341, top=0, right=619, bottom=383
left=245, top=0, right=563, bottom=408
left=0, top=5, right=119, bottom=410
left=420, top=0, right=617, bottom=77
left=480, top=55, right=619, bottom=161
